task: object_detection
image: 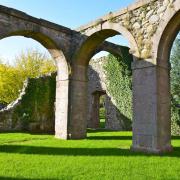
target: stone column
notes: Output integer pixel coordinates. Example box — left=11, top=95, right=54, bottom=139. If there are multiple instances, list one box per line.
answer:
left=55, top=78, right=69, bottom=139
left=68, top=65, right=88, bottom=139
left=131, top=60, right=173, bottom=153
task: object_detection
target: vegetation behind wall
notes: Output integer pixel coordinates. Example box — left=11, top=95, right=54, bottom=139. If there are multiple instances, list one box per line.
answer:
left=170, top=36, right=180, bottom=135
left=0, top=73, right=56, bottom=133
left=103, top=47, right=133, bottom=123
left=103, top=38, right=180, bottom=135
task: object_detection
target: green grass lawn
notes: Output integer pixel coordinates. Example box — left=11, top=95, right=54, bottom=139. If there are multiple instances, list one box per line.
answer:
left=0, top=130, right=180, bottom=180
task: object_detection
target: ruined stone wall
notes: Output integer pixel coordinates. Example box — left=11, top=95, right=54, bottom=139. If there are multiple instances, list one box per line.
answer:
left=88, top=57, right=132, bottom=130
left=0, top=73, right=56, bottom=133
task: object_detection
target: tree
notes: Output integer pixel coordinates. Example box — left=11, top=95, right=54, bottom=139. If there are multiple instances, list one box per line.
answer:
left=0, top=49, right=56, bottom=104
left=14, top=48, right=56, bottom=79
left=0, top=63, right=23, bottom=103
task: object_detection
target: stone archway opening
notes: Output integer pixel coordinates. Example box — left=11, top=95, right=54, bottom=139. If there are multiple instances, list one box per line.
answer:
left=87, top=46, right=133, bottom=132
left=88, top=90, right=106, bottom=129
left=0, top=34, right=69, bottom=137
left=70, top=29, right=135, bottom=139
left=0, top=36, right=56, bottom=133
left=99, top=93, right=107, bottom=129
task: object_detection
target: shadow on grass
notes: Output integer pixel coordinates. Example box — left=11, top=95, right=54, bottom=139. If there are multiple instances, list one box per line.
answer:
left=87, top=136, right=132, bottom=140
left=0, top=144, right=180, bottom=157
left=87, top=129, right=122, bottom=133
left=0, top=131, right=54, bottom=135
left=172, top=136, right=180, bottom=140
left=87, top=135, right=180, bottom=141
left=0, top=177, right=56, bottom=180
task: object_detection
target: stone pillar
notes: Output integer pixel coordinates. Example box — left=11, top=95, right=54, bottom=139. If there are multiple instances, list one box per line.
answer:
left=68, top=65, right=88, bottom=139
left=131, top=60, right=173, bottom=153
left=89, top=92, right=100, bottom=129
left=55, top=78, right=69, bottom=139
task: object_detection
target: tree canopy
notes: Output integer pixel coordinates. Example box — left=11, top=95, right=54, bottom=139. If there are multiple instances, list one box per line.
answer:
left=0, top=49, right=56, bottom=104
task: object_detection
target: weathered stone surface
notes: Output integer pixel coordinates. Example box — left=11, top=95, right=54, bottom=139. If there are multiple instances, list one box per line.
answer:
left=149, top=15, right=160, bottom=24
left=157, top=6, right=167, bottom=14
left=0, top=73, right=56, bottom=133
left=146, top=10, right=154, bottom=19
left=133, top=22, right=141, bottom=29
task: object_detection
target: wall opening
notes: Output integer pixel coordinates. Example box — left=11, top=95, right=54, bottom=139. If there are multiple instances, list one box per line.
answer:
left=99, top=93, right=106, bottom=129
left=86, top=34, right=133, bottom=132
left=0, top=36, right=58, bottom=133
left=89, top=90, right=106, bottom=129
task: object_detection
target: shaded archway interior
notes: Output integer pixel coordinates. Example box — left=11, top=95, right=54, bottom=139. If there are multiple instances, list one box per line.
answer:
left=76, top=29, right=120, bottom=66
left=89, top=90, right=107, bottom=129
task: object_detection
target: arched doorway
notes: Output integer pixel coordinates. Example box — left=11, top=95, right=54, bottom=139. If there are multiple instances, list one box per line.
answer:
left=89, top=90, right=106, bottom=129
left=0, top=36, right=57, bottom=132
left=0, top=20, right=69, bottom=139
left=70, top=24, right=137, bottom=139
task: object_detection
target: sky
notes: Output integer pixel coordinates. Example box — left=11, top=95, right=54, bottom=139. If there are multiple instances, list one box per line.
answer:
left=0, top=0, right=135, bottom=64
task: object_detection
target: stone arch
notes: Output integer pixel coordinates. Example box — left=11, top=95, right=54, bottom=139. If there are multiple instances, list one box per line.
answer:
left=137, top=5, right=180, bottom=153
left=73, top=23, right=138, bottom=82
left=76, top=23, right=139, bottom=66
left=152, top=1, right=180, bottom=66
left=0, top=31, right=69, bottom=80
left=69, top=25, right=136, bottom=139
left=0, top=23, right=69, bottom=139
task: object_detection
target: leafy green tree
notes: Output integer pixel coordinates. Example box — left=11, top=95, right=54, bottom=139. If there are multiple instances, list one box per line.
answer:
left=0, top=63, right=23, bottom=103
left=0, top=49, right=56, bottom=104
left=14, top=49, right=56, bottom=79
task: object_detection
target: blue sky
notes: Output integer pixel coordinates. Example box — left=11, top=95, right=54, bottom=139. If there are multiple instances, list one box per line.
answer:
left=0, top=0, right=135, bottom=63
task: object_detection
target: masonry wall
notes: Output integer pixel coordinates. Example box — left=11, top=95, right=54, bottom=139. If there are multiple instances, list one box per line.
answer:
left=0, top=73, right=56, bottom=133
left=88, top=57, right=132, bottom=130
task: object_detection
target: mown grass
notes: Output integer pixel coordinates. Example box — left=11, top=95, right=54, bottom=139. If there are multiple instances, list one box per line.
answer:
left=0, top=131, right=180, bottom=180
